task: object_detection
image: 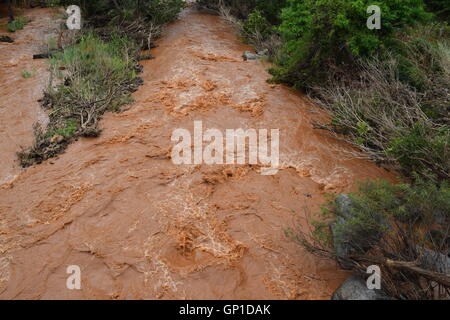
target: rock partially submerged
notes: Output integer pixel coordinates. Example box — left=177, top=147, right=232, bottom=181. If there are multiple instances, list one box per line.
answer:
left=242, top=49, right=269, bottom=61
left=332, top=276, right=389, bottom=300
left=243, top=51, right=259, bottom=61
left=0, top=35, right=14, bottom=43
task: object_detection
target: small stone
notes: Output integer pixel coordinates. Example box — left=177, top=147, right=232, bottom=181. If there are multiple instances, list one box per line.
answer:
left=242, top=51, right=260, bottom=61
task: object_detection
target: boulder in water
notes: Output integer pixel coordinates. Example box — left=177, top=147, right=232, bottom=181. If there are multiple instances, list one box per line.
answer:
left=0, top=35, right=14, bottom=43
left=332, top=276, right=389, bottom=300
left=242, top=51, right=260, bottom=61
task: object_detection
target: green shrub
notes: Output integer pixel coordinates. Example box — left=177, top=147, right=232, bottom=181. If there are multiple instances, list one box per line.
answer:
left=424, top=0, right=450, bottom=20
left=395, top=25, right=450, bottom=120
left=7, top=16, right=27, bottom=32
left=21, top=70, right=32, bottom=78
left=313, top=53, right=449, bottom=181
left=58, top=0, right=184, bottom=22
left=242, top=9, right=272, bottom=40
left=331, top=179, right=450, bottom=237
left=387, top=123, right=449, bottom=180
left=272, top=0, right=432, bottom=88
left=254, top=0, right=287, bottom=25
left=296, top=179, right=450, bottom=299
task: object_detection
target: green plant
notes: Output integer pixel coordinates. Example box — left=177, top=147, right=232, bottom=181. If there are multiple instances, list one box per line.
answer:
left=143, top=0, right=185, bottom=25
left=294, top=179, right=450, bottom=299
left=395, top=25, right=450, bottom=120
left=424, top=0, right=450, bottom=20
left=312, top=51, right=449, bottom=181
left=243, top=9, right=272, bottom=39
left=21, top=70, right=32, bottom=78
left=254, top=0, right=287, bottom=25
left=272, top=0, right=432, bottom=88
left=387, top=122, right=449, bottom=180
left=7, top=16, right=27, bottom=32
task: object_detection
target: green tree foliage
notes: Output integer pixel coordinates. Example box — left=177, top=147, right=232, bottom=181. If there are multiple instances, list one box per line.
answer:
left=55, top=0, right=184, bottom=23
left=272, top=0, right=432, bottom=88
left=424, top=0, right=450, bottom=20
left=242, top=9, right=272, bottom=39
left=197, top=0, right=286, bottom=23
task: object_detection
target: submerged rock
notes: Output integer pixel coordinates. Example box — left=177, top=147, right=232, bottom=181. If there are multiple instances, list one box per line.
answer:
left=0, top=35, right=14, bottom=43
left=332, top=276, right=389, bottom=300
left=242, top=51, right=260, bottom=61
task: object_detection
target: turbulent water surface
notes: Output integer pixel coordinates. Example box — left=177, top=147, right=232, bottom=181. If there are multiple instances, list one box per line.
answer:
left=0, top=8, right=396, bottom=299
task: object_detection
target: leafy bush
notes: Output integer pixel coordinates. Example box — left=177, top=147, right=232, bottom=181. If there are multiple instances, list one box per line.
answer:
left=254, top=0, right=287, bottom=25
left=295, top=179, right=450, bottom=299
left=332, top=179, right=449, bottom=240
left=7, top=16, right=27, bottom=32
left=424, top=0, right=450, bottom=20
left=272, top=0, right=432, bottom=88
left=57, top=0, right=184, bottom=23
left=242, top=9, right=272, bottom=40
left=395, top=24, right=450, bottom=120
left=196, top=0, right=257, bottom=19
left=388, top=123, right=449, bottom=180
left=313, top=53, right=449, bottom=181
left=21, top=70, right=32, bottom=78
left=143, top=0, right=185, bottom=25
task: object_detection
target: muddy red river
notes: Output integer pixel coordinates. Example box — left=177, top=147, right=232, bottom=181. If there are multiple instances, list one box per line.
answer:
left=0, top=8, right=396, bottom=299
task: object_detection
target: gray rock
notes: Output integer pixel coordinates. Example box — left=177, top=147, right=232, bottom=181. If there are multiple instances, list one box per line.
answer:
left=332, top=276, right=389, bottom=300
left=331, top=221, right=353, bottom=270
left=332, top=195, right=358, bottom=270
left=416, top=246, right=450, bottom=274
left=331, top=194, right=388, bottom=270
left=335, top=194, right=354, bottom=219
left=242, top=51, right=260, bottom=61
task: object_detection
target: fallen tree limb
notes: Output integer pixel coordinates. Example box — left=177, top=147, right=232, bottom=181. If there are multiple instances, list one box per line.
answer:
left=350, top=255, right=450, bottom=287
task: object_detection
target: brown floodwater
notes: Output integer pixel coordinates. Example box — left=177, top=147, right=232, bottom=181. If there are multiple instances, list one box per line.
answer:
left=0, top=7, right=56, bottom=184
left=0, top=7, right=396, bottom=299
